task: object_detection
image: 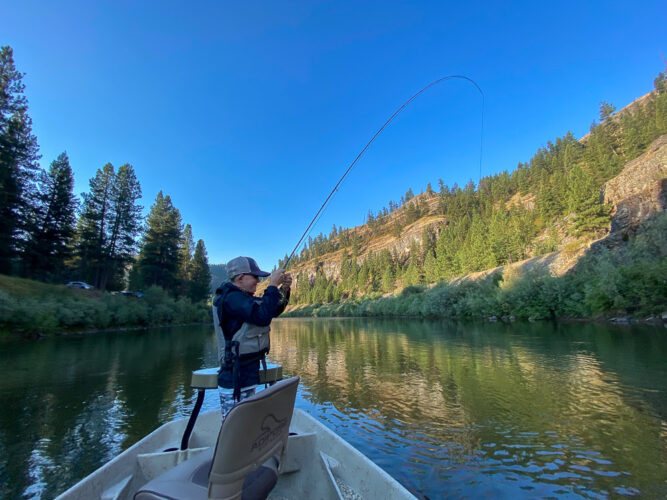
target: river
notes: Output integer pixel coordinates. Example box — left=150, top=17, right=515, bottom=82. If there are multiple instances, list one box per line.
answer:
left=0, top=318, right=665, bottom=499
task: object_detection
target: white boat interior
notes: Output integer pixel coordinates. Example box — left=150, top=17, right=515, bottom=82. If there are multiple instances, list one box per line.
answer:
left=55, top=365, right=415, bottom=500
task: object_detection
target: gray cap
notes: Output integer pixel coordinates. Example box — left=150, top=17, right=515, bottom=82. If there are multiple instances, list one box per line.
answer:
left=227, top=256, right=270, bottom=280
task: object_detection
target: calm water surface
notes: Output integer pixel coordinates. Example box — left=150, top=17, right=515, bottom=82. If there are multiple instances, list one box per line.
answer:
left=0, top=318, right=665, bottom=499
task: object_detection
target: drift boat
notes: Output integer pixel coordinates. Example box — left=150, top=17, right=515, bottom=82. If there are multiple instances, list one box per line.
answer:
left=56, top=365, right=415, bottom=500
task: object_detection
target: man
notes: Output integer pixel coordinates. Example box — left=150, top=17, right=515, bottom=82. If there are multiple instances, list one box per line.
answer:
left=212, top=256, right=291, bottom=415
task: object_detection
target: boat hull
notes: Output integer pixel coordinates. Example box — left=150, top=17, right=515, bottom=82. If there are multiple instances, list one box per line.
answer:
left=56, top=409, right=415, bottom=500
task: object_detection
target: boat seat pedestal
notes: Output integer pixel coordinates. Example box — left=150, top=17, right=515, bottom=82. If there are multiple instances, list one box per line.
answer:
left=179, top=364, right=284, bottom=451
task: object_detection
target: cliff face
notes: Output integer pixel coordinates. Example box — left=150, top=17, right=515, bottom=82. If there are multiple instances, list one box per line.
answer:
left=290, top=193, right=444, bottom=282
left=603, top=134, right=667, bottom=234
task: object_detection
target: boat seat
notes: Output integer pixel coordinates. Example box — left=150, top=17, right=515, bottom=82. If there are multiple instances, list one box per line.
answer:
left=135, top=376, right=300, bottom=500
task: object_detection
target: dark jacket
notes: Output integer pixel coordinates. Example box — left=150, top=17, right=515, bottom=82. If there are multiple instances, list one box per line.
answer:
left=214, top=282, right=288, bottom=389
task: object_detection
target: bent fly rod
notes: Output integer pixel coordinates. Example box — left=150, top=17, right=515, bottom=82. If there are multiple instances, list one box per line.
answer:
left=283, top=75, right=485, bottom=269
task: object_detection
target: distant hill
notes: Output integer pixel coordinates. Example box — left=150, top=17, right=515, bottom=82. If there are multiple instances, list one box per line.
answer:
left=281, top=73, right=667, bottom=309
left=209, top=264, right=228, bottom=292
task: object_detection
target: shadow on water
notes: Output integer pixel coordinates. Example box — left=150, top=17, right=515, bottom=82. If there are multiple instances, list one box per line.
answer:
left=0, top=319, right=665, bottom=499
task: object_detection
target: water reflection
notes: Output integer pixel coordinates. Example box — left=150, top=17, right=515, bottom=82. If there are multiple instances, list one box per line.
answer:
left=0, top=327, right=220, bottom=499
left=0, top=320, right=665, bottom=499
left=269, top=318, right=667, bottom=498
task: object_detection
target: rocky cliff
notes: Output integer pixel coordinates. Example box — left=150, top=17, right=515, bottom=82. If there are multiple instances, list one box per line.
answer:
left=603, top=134, right=667, bottom=234
left=287, top=193, right=443, bottom=283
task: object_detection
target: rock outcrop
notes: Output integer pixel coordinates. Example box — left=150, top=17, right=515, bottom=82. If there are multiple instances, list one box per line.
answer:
left=288, top=192, right=444, bottom=282
left=290, top=212, right=445, bottom=282
left=602, top=134, right=667, bottom=234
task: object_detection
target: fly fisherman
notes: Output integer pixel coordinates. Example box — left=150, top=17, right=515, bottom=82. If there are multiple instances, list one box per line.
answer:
left=212, top=256, right=291, bottom=416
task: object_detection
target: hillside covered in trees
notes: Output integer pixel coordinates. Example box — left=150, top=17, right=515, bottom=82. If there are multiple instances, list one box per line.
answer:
left=282, top=71, right=667, bottom=319
left=0, top=46, right=211, bottom=312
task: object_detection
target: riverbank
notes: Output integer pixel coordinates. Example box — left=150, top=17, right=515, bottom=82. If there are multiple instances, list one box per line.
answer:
left=0, top=275, right=210, bottom=338
left=284, top=213, right=667, bottom=323
left=283, top=284, right=666, bottom=325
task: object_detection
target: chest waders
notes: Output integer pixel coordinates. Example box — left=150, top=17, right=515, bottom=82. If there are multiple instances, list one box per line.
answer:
left=212, top=292, right=271, bottom=402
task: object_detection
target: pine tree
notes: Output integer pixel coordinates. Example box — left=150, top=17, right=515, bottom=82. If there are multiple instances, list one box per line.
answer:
left=23, top=152, right=77, bottom=279
left=133, top=191, right=183, bottom=292
left=567, top=165, right=610, bottom=236
left=178, top=223, right=195, bottom=294
left=403, top=262, right=421, bottom=286
left=567, top=165, right=597, bottom=214
left=599, top=101, right=616, bottom=122
left=458, top=215, right=493, bottom=272
left=435, top=225, right=461, bottom=280
left=0, top=46, right=41, bottom=273
left=536, top=174, right=562, bottom=221
left=325, top=282, right=334, bottom=303
left=356, top=261, right=370, bottom=293
left=381, top=265, right=394, bottom=292
left=104, top=163, right=142, bottom=289
left=340, top=250, right=358, bottom=294
left=74, top=163, right=142, bottom=289
left=74, top=163, right=116, bottom=285
left=332, top=283, right=342, bottom=302
left=487, top=208, right=509, bottom=266
left=423, top=250, right=438, bottom=283
left=421, top=227, right=436, bottom=259
left=189, top=239, right=211, bottom=302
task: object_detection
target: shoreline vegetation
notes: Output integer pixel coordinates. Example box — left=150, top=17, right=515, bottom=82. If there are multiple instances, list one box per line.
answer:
left=0, top=275, right=210, bottom=339
left=2, top=212, right=664, bottom=338
left=283, top=213, right=666, bottom=324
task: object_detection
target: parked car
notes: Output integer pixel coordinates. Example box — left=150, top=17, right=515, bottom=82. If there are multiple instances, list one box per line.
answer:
left=66, top=281, right=94, bottom=290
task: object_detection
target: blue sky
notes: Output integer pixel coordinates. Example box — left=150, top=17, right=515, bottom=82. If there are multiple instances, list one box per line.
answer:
left=3, top=1, right=665, bottom=268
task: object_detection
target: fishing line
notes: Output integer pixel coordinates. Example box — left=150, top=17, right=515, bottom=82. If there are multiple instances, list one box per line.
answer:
left=284, top=75, right=485, bottom=269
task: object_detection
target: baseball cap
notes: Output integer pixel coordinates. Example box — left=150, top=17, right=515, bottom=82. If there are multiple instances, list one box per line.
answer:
left=226, top=256, right=271, bottom=279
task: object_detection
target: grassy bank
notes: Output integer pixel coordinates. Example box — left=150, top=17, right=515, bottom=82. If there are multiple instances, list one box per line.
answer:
left=285, top=213, right=667, bottom=322
left=0, top=275, right=210, bottom=337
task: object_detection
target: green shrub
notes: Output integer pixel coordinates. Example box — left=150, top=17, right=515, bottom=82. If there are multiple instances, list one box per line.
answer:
left=0, top=278, right=211, bottom=336
left=400, top=285, right=425, bottom=297
left=617, top=261, right=667, bottom=314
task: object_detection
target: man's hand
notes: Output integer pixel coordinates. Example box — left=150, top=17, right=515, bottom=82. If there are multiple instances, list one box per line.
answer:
left=282, top=273, right=293, bottom=290
left=270, top=269, right=285, bottom=287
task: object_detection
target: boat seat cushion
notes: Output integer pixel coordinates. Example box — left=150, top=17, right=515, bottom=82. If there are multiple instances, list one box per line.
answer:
left=134, top=448, right=279, bottom=500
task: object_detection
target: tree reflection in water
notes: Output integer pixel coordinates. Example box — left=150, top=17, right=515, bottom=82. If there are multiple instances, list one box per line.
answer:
left=269, top=318, right=667, bottom=498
